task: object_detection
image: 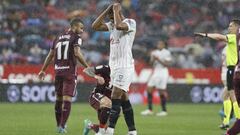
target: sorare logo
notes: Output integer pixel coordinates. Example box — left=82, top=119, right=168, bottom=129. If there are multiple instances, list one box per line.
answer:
left=7, top=85, right=21, bottom=103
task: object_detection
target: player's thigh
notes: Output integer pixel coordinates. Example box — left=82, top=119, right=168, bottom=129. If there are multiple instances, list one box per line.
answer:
left=100, top=96, right=112, bottom=108
left=159, top=89, right=168, bottom=98
left=63, top=76, right=77, bottom=97
left=147, top=75, right=158, bottom=88
left=221, top=87, right=230, bottom=100
left=111, top=86, right=125, bottom=99
left=89, top=92, right=104, bottom=110
left=146, top=86, right=155, bottom=93
left=55, top=76, right=64, bottom=97
left=156, top=72, right=169, bottom=90
left=111, top=68, right=134, bottom=92
left=221, top=70, right=227, bottom=86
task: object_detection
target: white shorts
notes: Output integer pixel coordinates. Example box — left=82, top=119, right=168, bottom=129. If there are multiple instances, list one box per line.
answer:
left=147, top=68, right=169, bottom=90
left=110, top=67, right=134, bottom=92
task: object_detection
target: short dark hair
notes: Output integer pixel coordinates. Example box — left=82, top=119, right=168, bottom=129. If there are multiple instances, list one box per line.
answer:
left=231, top=19, right=240, bottom=26
left=70, top=18, right=83, bottom=27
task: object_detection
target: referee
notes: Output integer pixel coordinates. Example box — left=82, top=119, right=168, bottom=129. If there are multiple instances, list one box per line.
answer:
left=195, top=19, right=240, bottom=129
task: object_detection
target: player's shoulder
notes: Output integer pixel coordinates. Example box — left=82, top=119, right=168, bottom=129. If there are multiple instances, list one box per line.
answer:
left=71, top=32, right=81, bottom=39
left=226, top=33, right=236, bottom=40
left=165, top=48, right=171, bottom=52
left=164, top=49, right=171, bottom=55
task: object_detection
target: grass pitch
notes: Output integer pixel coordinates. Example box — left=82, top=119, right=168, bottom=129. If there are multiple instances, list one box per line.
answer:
left=0, top=103, right=225, bottom=135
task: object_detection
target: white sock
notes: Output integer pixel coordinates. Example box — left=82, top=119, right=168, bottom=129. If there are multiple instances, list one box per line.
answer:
left=106, top=127, right=114, bottom=134
left=98, top=128, right=105, bottom=133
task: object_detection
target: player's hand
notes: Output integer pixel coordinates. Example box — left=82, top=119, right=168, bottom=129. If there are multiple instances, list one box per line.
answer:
left=38, top=70, right=46, bottom=80
left=94, top=75, right=105, bottom=85
left=152, top=54, right=158, bottom=60
left=113, top=3, right=121, bottom=12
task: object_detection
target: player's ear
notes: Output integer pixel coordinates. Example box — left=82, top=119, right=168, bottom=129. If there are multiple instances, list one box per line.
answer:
left=71, top=25, right=76, bottom=31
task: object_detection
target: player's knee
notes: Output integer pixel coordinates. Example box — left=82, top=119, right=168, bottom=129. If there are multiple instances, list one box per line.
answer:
left=107, top=99, right=112, bottom=108
left=100, top=97, right=112, bottom=108
left=63, top=96, right=72, bottom=101
left=110, top=103, right=121, bottom=116
left=147, top=87, right=153, bottom=93
left=222, top=91, right=230, bottom=100
left=229, top=93, right=237, bottom=102
left=122, top=100, right=133, bottom=114
left=56, top=95, right=63, bottom=101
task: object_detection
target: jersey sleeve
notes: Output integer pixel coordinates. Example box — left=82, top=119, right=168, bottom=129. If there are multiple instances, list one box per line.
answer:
left=227, top=34, right=236, bottom=45
left=123, top=19, right=136, bottom=32
left=73, top=35, right=82, bottom=47
left=105, top=22, right=113, bottom=31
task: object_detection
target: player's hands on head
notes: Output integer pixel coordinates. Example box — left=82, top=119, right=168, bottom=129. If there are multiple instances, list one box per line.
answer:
left=38, top=70, right=46, bottom=80
left=94, top=75, right=105, bottom=85
left=113, top=3, right=121, bottom=12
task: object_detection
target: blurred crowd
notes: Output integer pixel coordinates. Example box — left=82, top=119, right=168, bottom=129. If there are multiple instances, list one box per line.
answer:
left=0, top=0, right=239, bottom=68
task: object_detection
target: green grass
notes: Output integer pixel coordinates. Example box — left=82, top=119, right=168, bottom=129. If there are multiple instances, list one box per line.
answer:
left=0, top=103, right=225, bottom=135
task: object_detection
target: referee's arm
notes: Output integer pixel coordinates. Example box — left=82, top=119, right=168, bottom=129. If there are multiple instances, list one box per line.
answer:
left=194, top=32, right=228, bottom=42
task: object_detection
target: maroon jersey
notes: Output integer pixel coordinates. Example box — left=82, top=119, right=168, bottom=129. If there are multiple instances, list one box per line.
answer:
left=234, top=28, right=240, bottom=78
left=94, top=65, right=111, bottom=94
left=233, top=27, right=240, bottom=103
left=51, top=30, right=82, bottom=76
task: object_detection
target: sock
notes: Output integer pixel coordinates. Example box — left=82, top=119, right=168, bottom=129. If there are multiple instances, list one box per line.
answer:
left=90, top=124, right=99, bottom=133
left=108, top=99, right=121, bottom=128
left=99, top=107, right=110, bottom=128
left=147, top=92, right=153, bottom=110
left=223, top=99, right=232, bottom=125
left=160, top=94, right=167, bottom=112
left=55, top=100, right=63, bottom=126
left=227, top=119, right=240, bottom=135
left=60, top=100, right=71, bottom=128
left=98, top=128, right=105, bottom=133
left=232, top=101, right=240, bottom=119
left=122, top=100, right=136, bottom=131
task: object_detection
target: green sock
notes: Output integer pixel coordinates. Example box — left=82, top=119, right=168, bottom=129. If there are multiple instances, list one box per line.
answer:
left=233, top=101, right=240, bottom=119
left=223, top=99, right=232, bottom=125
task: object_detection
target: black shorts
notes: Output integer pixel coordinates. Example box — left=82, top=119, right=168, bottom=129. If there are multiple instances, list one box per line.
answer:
left=227, top=66, right=235, bottom=91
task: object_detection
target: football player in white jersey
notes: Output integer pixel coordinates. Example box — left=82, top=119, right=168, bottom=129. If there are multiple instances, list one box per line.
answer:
left=92, top=3, right=137, bottom=135
left=141, top=40, right=172, bottom=116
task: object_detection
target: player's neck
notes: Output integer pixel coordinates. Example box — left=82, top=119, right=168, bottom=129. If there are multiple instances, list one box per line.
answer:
left=159, top=48, right=164, bottom=50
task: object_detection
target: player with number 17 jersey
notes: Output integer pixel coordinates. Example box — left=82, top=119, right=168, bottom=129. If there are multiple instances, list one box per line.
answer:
left=51, top=30, right=84, bottom=98
left=51, top=30, right=82, bottom=76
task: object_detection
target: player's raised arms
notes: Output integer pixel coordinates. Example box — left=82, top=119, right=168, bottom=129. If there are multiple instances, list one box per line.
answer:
left=92, top=5, right=113, bottom=31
